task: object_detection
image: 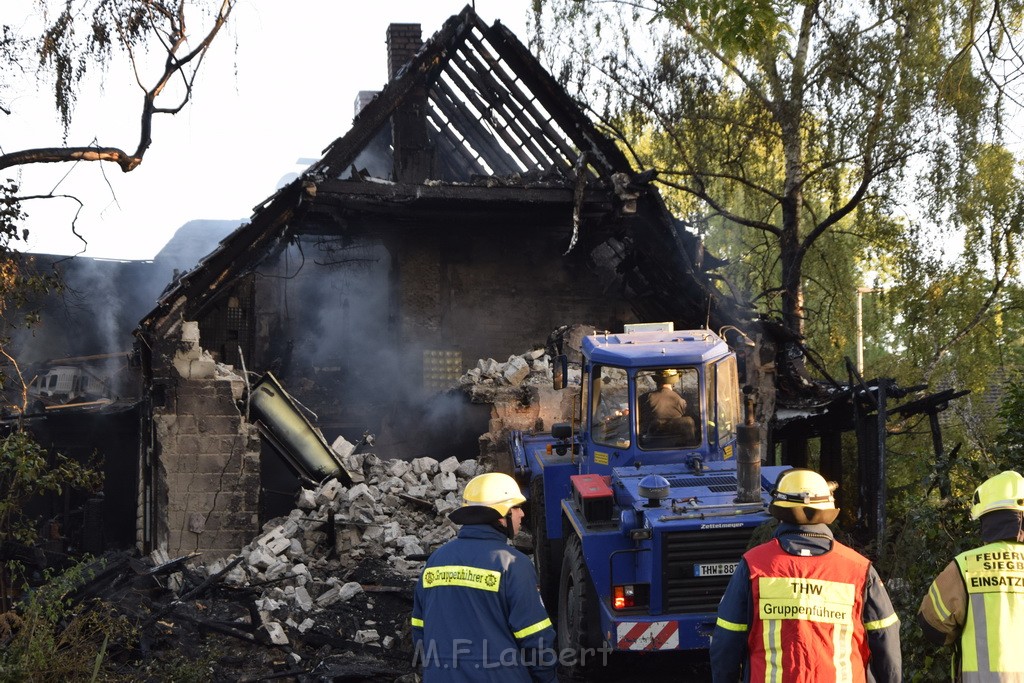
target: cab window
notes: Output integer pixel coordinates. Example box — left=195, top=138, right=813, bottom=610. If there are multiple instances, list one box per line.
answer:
left=637, top=367, right=700, bottom=449
left=592, top=366, right=630, bottom=448
left=710, top=356, right=740, bottom=447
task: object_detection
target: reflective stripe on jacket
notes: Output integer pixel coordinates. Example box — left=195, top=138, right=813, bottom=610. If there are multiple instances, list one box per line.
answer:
left=745, top=538, right=871, bottom=683
left=953, top=540, right=1024, bottom=681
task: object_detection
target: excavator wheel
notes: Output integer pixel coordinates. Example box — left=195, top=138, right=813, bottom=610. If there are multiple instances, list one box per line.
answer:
left=530, top=476, right=559, bottom=613
left=557, top=532, right=602, bottom=680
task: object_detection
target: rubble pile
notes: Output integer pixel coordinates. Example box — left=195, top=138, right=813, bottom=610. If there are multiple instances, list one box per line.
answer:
left=454, top=334, right=588, bottom=464
left=199, top=449, right=481, bottom=605
left=457, top=347, right=551, bottom=390
left=455, top=324, right=592, bottom=404
left=153, top=448, right=488, bottom=679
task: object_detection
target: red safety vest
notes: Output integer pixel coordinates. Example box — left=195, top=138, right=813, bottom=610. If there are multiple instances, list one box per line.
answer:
left=745, top=538, right=871, bottom=683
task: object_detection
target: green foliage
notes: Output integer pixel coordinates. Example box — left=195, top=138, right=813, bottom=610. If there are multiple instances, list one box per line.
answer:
left=880, top=407, right=984, bottom=680
left=874, top=142, right=1024, bottom=400
left=0, top=430, right=101, bottom=558
left=994, top=382, right=1024, bottom=468
left=880, top=379, right=1024, bottom=679
left=0, top=559, right=135, bottom=682
left=28, top=0, right=229, bottom=132
left=0, top=182, right=61, bottom=406
left=653, top=0, right=797, bottom=60
left=533, top=0, right=1024, bottom=348
left=885, top=494, right=973, bottom=681
left=0, top=432, right=121, bottom=678
left=132, top=643, right=221, bottom=683
left=0, top=180, right=59, bottom=305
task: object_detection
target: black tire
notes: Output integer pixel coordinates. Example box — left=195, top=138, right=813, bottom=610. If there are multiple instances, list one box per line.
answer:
left=557, top=532, right=603, bottom=679
left=530, top=477, right=559, bottom=613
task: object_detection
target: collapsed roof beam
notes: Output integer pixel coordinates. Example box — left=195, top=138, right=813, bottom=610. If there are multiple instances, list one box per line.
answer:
left=430, top=81, right=521, bottom=176
left=447, top=43, right=567, bottom=174
left=464, top=31, right=581, bottom=170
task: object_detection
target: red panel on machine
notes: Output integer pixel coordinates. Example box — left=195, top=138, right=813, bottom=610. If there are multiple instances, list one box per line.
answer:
left=571, top=474, right=614, bottom=522
left=571, top=473, right=613, bottom=498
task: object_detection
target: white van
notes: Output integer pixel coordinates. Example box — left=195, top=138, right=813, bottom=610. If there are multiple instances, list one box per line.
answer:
left=28, top=366, right=89, bottom=403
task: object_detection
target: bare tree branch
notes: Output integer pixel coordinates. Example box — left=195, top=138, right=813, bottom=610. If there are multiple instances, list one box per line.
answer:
left=0, top=0, right=235, bottom=175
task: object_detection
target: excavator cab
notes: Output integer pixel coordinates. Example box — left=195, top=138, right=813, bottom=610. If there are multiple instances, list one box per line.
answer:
left=582, top=348, right=741, bottom=470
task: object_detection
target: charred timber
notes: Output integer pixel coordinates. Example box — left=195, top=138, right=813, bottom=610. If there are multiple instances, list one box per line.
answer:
left=310, top=179, right=615, bottom=213
left=465, top=31, right=581, bottom=163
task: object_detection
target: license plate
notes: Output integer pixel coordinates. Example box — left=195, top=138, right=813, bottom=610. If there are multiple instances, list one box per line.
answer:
left=694, top=562, right=738, bottom=577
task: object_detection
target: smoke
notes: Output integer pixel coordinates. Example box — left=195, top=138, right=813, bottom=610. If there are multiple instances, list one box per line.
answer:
left=7, top=220, right=240, bottom=398
left=345, top=126, right=393, bottom=180
left=259, top=237, right=488, bottom=460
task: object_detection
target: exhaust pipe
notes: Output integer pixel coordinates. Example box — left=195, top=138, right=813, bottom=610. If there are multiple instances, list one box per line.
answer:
left=735, top=387, right=762, bottom=504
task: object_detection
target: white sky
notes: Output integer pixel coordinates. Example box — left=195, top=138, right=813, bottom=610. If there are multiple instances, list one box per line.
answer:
left=3, top=1, right=533, bottom=261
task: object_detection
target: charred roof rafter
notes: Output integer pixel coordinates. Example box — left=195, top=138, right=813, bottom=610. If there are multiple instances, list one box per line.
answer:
left=306, top=5, right=623, bottom=188
left=136, top=4, right=748, bottom=355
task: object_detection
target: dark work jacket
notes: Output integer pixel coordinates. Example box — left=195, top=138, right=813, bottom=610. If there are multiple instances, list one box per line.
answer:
left=411, top=524, right=557, bottom=683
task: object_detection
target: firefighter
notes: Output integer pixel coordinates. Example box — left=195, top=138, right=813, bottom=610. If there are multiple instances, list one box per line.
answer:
left=917, top=470, right=1024, bottom=681
left=410, top=472, right=557, bottom=682
left=710, top=468, right=902, bottom=682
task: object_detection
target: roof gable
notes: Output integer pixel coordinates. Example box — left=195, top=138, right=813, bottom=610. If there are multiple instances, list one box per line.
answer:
left=310, top=5, right=633, bottom=186
left=137, top=5, right=759, bottom=347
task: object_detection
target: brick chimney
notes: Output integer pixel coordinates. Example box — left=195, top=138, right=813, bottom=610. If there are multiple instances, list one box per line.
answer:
left=387, top=23, right=432, bottom=182
left=387, top=24, right=422, bottom=78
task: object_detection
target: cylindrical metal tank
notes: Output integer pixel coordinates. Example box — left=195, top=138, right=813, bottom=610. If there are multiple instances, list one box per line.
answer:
left=249, top=372, right=349, bottom=483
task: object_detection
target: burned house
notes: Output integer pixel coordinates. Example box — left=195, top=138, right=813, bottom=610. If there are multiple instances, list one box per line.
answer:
left=0, top=222, right=241, bottom=557
left=134, top=7, right=712, bottom=558
left=132, top=6, right=954, bottom=559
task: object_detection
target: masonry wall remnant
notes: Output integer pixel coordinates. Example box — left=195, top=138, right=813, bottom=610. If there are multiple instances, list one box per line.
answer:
left=149, top=321, right=260, bottom=558
left=134, top=6, right=770, bottom=556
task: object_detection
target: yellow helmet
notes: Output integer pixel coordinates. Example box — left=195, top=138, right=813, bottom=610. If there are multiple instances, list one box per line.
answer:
left=769, top=468, right=839, bottom=525
left=448, top=472, right=527, bottom=525
left=656, top=369, right=679, bottom=384
left=970, top=471, right=1024, bottom=520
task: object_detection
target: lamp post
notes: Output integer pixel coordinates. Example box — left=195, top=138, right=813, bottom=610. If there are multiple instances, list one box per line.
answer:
left=856, top=287, right=881, bottom=374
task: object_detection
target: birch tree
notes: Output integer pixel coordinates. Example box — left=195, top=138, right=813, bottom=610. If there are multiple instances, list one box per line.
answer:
left=532, top=0, right=1024, bottom=356
left=1, top=0, right=235, bottom=174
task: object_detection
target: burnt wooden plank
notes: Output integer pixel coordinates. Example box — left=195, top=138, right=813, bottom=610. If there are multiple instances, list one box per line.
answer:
left=295, top=202, right=613, bottom=241
left=429, top=81, right=520, bottom=175
left=483, top=21, right=632, bottom=179
left=425, top=109, right=490, bottom=177
left=438, top=58, right=542, bottom=172
left=449, top=42, right=567, bottom=174
left=140, top=555, right=246, bottom=628
left=461, top=33, right=577, bottom=172
left=468, top=30, right=581, bottom=162
left=313, top=177, right=612, bottom=207
left=140, top=185, right=300, bottom=334
left=429, top=86, right=515, bottom=175
left=433, top=129, right=486, bottom=180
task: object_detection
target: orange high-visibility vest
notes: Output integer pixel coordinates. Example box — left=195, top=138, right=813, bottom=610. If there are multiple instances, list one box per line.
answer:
left=745, top=539, right=871, bottom=683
